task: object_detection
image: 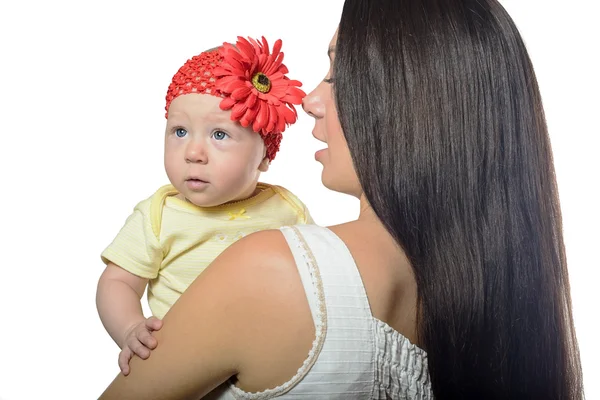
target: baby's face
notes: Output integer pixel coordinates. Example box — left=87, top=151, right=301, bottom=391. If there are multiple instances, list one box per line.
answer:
left=164, top=94, right=269, bottom=207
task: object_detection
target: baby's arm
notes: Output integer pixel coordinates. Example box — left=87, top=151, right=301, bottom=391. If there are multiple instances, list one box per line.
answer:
left=96, top=262, right=162, bottom=375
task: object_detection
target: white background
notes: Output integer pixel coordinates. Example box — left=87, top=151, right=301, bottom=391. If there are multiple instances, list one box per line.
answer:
left=0, top=1, right=597, bottom=399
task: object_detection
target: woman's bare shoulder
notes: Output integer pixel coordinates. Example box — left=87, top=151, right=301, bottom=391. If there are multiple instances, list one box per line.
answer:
left=195, top=228, right=302, bottom=302
left=195, top=228, right=316, bottom=390
left=229, top=228, right=295, bottom=262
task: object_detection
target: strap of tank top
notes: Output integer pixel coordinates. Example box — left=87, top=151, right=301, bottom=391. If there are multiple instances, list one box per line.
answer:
left=284, top=224, right=376, bottom=396
left=227, top=225, right=374, bottom=399
left=289, top=224, right=374, bottom=320
left=279, top=225, right=323, bottom=324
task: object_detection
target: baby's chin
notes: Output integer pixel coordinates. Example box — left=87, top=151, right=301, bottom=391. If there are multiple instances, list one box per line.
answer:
left=171, top=186, right=220, bottom=208
left=173, top=180, right=260, bottom=208
left=180, top=191, right=241, bottom=208
left=182, top=194, right=228, bottom=208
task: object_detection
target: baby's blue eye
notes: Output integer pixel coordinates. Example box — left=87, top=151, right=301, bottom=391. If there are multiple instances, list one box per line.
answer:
left=175, top=128, right=187, bottom=138
left=212, top=130, right=229, bottom=140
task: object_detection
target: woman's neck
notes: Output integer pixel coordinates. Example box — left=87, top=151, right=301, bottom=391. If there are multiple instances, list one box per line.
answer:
left=357, top=193, right=378, bottom=222
left=356, top=193, right=401, bottom=245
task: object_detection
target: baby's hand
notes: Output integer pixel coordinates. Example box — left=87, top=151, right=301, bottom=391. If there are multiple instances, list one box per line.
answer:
left=119, top=317, right=163, bottom=375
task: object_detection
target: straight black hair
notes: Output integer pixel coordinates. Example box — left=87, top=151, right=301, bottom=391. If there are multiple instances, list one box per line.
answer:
left=334, top=0, right=583, bottom=398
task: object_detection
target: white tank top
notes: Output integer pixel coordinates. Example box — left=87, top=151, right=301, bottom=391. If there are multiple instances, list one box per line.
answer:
left=206, top=225, right=433, bottom=399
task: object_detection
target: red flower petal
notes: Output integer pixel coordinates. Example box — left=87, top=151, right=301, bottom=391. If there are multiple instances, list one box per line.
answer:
left=219, top=96, right=236, bottom=111
left=226, top=56, right=247, bottom=76
left=236, top=37, right=257, bottom=61
left=231, top=101, right=248, bottom=120
left=278, top=64, right=289, bottom=74
left=221, top=42, right=239, bottom=57
left=215, top=75, right=242, bottom=88
left=282, top=87, right=307, bottom=104
left=249, top=59, right=258, bottom=77
left=285, top=79, right=303, bottom=87
left=257, top=54, right=268, bottom=70
left=263, top=93, right=281, bottom=106
left=264, top=53, right=284, bottom=75
left=222, top=79, right=246, bottom=93
left=267, top=103, right=278, bottom=133
left=261, top=37, right=270, bottom=55
left=274, top=105, right=285, bottom=134
left=253, top=103, right=269, bottom=132
left=269, top=84, right=287, bottom=98
left=282, top=104, right=298, bottom=124
left=245, top=92, right=258, bottom=109
left=223, top=59, right=248, bottom=76
left=240, top=106, right=259, bottom=127
left=248, top=37, right=261, bottom=51
left=231, top=85, right=252, bottom=101
left=226, top=47, right=249, bottom=66
left=272, top=39, right=282, bottom=57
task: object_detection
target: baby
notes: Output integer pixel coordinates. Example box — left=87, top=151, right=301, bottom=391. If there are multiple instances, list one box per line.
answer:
left=96, top=36, right=313, bottom=375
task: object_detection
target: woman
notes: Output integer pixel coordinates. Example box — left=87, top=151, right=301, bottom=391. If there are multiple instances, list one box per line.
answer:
left=100, top=0, right=583, bottom=398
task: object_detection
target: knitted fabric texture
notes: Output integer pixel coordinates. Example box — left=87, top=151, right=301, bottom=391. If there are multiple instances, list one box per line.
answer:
left=165, top=50, right=224, bottom=116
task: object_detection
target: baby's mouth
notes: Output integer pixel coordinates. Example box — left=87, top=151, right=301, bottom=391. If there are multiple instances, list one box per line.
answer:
left=185, top=178, right=209, bottom=190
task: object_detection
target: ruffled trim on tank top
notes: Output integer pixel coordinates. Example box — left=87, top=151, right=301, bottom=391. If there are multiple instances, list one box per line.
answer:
left=372, top=318, right=433, bottom=399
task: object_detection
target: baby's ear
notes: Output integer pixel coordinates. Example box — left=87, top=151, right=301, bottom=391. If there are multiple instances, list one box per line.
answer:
left=258, top=157, right=270, bottom=172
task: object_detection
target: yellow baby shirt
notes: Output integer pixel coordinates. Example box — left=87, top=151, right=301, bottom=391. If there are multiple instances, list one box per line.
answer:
left=101, top=183, right=313, bottom=319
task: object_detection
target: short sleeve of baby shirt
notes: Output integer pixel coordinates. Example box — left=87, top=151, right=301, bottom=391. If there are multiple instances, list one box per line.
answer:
left=272, top=185, right=316, bottom=225
left=100, top=197, right=162, bottom=279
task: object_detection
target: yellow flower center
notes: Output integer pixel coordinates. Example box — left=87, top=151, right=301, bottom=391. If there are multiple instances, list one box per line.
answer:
left=251, top=72, right=271, bottom=93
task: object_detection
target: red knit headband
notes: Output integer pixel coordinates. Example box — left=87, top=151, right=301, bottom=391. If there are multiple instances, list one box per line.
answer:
left=165, top=36, right=306, bottom=161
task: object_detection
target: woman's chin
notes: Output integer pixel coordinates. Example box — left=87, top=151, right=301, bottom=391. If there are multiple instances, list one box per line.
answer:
left=321, top=169, right=340, bottom=193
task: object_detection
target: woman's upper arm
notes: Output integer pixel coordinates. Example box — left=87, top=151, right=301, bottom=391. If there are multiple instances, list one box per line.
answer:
left=99, top=229, right=306, bottom=400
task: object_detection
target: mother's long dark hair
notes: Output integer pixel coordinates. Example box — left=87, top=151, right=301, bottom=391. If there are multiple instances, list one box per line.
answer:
left=334, top=0, right=583, bottom=398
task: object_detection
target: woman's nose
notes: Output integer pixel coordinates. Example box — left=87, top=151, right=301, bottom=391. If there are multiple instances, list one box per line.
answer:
left=302, top=88, right=326, bottom=119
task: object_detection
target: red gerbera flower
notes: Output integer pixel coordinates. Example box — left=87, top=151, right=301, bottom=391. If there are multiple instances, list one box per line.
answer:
left=213, top=36, right=306, bottom=136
